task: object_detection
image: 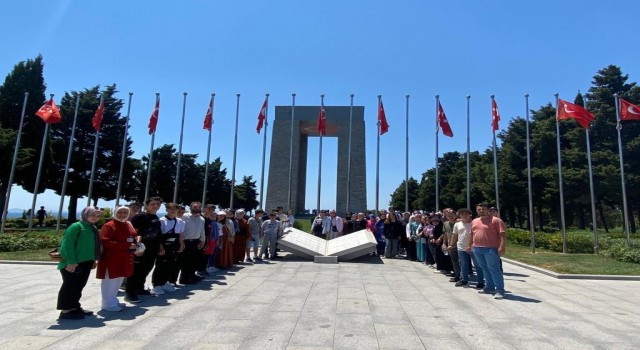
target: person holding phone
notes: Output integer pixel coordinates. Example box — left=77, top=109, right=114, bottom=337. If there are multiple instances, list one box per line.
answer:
left=56, top=206, right=103, bottom=320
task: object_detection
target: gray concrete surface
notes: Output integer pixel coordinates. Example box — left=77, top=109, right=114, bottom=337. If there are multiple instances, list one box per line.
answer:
left=0, top=255, right=638, bottom=349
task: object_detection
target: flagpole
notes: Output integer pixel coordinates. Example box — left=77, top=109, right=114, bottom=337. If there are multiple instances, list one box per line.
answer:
left=525, top=94, right=535, bottom=253
left=491, top=95, right=500, bottom=214
left=466, top=95, right=471, bottom=210
left=259, top=93, right=269, bottom=210
left=202, top=93, right=215, bottom=205
left=317, top=94, right=325, bottom=215
left=288, top=93, right=296, bottom=211
left=87, top=94, right=104, bottom=207
left=173, top=92, right=188, bottom=204
left=56, top=94, right=81, bottom=233
left=0, top=92, right=29, bottom=234
left=144, top=93, right=159, bottom=203
left=435, top=95, right=440, bottom=212
left=375, top=95, right=381, bottom=215
left=583, top=95, right=598, bottom=254
left=554, top=93, right=567, bottom=254
left=115, top=92, right=133, bottom=207
left=346, top=94, right=354, bottom=214
left=614, top=94, right=631, bottom=247
left=28, top=94, right=54, bottom=232
left=230, top=93, right=240, bottom=209
left=405, top=94, right=410, bottom=213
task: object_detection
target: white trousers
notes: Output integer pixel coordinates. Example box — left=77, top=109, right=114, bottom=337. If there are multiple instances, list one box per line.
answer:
left=101, top=270, right=124, bottom=309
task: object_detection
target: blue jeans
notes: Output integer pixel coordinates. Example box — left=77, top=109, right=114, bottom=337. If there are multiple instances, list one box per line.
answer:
left=472, top=247, right=504, bottom=294
left=458, top=249, right=483, bottom=283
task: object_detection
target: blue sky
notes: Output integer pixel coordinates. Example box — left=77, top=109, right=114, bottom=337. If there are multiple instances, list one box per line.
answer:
left=2, top=0, right=640, bottom=213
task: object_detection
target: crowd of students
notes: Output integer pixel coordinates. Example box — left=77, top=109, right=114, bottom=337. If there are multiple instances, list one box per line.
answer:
left=55, top=198, right=292, bottom=320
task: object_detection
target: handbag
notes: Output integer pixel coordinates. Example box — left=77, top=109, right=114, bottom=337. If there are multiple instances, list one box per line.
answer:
left=141, top=227, right=160, bottom=241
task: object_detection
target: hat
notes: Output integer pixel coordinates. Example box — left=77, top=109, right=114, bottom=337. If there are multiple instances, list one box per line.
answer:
left=279, top=213, right=288, bottom=221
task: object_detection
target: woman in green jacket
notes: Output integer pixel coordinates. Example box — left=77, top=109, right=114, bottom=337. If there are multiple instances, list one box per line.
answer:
left=56, top=206, right=102, bottom=320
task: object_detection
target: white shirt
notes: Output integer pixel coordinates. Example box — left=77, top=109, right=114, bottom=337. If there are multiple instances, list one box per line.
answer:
left=160, top=216, right=185, bottom=234
left=453, top=221, right=472, bottom=251
left=181, top=213, right=205, bottom=242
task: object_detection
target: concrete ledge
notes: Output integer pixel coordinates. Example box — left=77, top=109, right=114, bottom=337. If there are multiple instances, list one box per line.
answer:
left=314, top=255, right=338, bottom=264
left=502, top=258, right=640, bottom=281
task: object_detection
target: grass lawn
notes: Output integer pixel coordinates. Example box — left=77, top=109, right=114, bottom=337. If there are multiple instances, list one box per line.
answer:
left=505, top=242, right=640, bottom=275
left=0, top=248, right=53, bottom=262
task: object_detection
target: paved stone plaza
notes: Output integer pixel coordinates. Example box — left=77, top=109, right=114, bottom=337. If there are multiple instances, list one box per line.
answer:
left=0, top=256, right=638, bottom=349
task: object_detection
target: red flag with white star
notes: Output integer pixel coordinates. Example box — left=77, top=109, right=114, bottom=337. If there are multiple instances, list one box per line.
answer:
left=437, top=101, right=453, bottom=137
left=92, top=97, right=105, bottom=132
left=378, top=98, right=389, bottom=135
left=557, top=99, right=594, bottom=129
left=256, top=97, right=267, bottom=134
left=35, top=98, right=62, bottom=124
left=317, top=105, right=326, bottom=135
left=491, top=98, right=501, bottom=131
left=203, top=96, right=213, bottom=131
left=148, top=97, right=160, bottom=135
left=620, top=98, right=640, bottom=121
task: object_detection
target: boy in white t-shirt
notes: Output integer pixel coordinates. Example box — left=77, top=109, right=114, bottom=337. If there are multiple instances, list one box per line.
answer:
left=452, top=208, right=484, bottom=288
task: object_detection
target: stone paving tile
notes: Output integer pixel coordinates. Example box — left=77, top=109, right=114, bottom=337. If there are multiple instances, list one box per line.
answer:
left=1, top=256, right=640, bottom=349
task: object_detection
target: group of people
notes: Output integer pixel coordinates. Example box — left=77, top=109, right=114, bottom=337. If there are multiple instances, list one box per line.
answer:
left=371, top=203, right=507, bottom=299
left=310, top=210, right=371, bottom=239
left=55, top=198, right=293, bottom=320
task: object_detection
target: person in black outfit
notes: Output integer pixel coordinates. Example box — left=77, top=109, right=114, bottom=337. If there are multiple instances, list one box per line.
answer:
left=125, top=196, right=163, bottom=303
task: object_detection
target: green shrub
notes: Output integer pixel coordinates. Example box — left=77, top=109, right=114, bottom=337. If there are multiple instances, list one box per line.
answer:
left=507, top=228, right=594, bottom=253
left=0, top=233, right=61, bottom=252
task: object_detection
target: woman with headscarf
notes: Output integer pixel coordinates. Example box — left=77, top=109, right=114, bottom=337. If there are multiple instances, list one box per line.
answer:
left=97, top=206, right=140, bottom=312
left=215, top=210, right=235, bottom=268
left=56, top=206, right=103, bottom=320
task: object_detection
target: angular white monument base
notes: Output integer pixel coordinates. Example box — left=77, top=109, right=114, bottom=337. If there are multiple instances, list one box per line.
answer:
left=314, top=255, right=338, bottom=264
left=278, top=228, right=377, bottom=262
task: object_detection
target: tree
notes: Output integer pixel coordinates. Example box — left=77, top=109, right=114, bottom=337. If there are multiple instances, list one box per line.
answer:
left=234, top=176, right=259, bottom=211
left=47, top=85, right=138, bottom=221
left=202, top=157, right=232, bottom=207
left=0, top=56, right=46, bottom=215
left=389, top=177, right=419, bottom=211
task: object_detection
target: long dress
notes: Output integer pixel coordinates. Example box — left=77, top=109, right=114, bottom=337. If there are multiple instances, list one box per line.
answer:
left=216, top=225, right=235, bottom=268
left=96, top=220, right=136, bottom=279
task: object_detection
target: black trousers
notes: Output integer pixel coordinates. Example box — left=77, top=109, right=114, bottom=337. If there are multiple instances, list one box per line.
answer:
left=57, top=260, right=94, bottom=310
left=178, top=240, right=201, bottom=281
left=406, top=239, right=417, bottom=261
left=152, top=247, right=178, bottom=287
left=126, top=243, right=158, bottom=296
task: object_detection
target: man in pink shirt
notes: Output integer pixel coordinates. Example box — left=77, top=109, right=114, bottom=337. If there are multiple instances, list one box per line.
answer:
left=467, top=203, right=506, bottom=299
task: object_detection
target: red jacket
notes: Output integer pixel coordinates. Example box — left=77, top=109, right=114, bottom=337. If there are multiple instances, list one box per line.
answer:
left=96, top=220, right=137, bottom=279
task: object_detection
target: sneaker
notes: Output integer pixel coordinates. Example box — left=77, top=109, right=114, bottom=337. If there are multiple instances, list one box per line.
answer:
left=494, top=293, right=505, bottom=300
left=478, top=289, right=495, bottom=295
left=245, top=258, right=254, bottom=263
left=124, top=294, right=141, bottom=303
left=58, top=311, right=84, bottom=320
left=449, top=277, right=459, bottom=282
left=152, top=286, right=165, bottom=295
left=162, top=283, right=176, bottom=293
left=475, top=283, right=485, bottom=290
left=73, top=308, right=93, bottom=316
left=206, top=267, right=220, bottom=273
left=118, top=302, right=126, bottom=308
left=455, top=281, right=468, bottom=287
left=253, top=257, right=263, bottom=262
left=103, top=306, right=123, bottom=312
left=195, top=271, right=207, bottom=278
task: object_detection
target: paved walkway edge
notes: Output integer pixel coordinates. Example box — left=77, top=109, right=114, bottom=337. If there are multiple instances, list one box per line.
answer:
left=502, top=257, right=640, bottom=281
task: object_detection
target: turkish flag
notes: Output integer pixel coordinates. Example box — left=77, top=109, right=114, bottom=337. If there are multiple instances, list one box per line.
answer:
left=35, top=98, right=62, bottom=124
left=92, top=98, right=105, bottom=132
left=557, top=99, right=594, bottom=129
left=491, top=98, right=500, bottom=131
left=148, top=98, right=160, bottom=135
left=317, top=105, right=326, bottom=135
left=620, top=98, right=640, bottom=121
left=203, top=96, right=214, bottom=131
left=437, top=101, right=453, bottom=137
left=378, top=99, right=389, bottom=135
left=256, top=98, right=267, bottom=134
